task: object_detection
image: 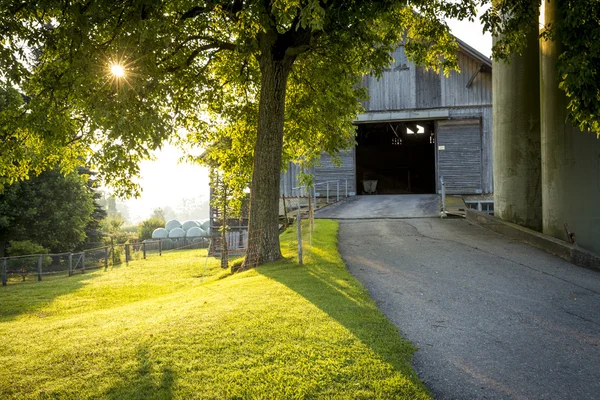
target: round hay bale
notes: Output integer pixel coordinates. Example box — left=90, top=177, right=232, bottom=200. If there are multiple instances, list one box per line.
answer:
left=182, top=220, right=200, bottom=231
left=151, top=228, right=168, bottom=239
left=168, top=227, right=185, bottom=238
left=199, top=219, right=211, bottom=231
left=165, top=219, right=182, bottom=231
left=186, top=227, right=204, bottom=238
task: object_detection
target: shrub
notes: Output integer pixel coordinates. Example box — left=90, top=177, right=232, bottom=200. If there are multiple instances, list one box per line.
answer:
left=7, top=241, right=52, bottom=280
left=138, top=216, right=166, bottom=241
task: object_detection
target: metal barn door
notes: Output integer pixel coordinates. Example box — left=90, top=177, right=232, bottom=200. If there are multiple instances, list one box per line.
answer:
left=436, top=119, right=482, bottom=194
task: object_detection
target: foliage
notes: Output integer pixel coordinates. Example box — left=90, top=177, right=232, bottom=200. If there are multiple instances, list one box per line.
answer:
left=0, top=0, right=478, bottom=264
left=0, top=168, right=95, bottom=256
left=138, top=216, right=166, bottom=241
left=481, top=0, right=600, bottom=136
left=79, top=168, right=107, bottom=250
left=101, top=214, right=125, bottom=235
left=0, top=220, right=430, bottom=399
left=6, top=240, right=48, bottom=257
left=6, top=240, right=52, bottom=280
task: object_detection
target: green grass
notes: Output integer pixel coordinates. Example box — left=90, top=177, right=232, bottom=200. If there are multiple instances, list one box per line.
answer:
left=0, top=220, right=430, bottom=399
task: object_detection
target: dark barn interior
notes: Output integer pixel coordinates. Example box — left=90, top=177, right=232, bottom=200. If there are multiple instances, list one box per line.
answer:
left=356, top=121, right=436, bottom=194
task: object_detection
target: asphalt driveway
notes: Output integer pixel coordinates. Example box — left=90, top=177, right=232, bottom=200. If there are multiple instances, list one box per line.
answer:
left=339, top=218, right=600, bottom=399
left=315, top=194, right=440, bottom=219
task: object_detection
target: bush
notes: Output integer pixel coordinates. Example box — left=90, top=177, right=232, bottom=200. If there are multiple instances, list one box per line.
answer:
left=138, top=216, right=166, bottom=241
left=8, top=240, right=48, bottom=256
left=7, top=241, right=52, bottom=280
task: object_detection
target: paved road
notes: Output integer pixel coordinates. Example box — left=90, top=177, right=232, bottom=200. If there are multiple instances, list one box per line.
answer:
left=339, top=218, right=600, bottom=400
left=315, top=194, right=440, bottom=219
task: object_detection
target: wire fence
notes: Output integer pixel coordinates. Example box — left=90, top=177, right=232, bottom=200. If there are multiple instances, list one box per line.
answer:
left=1, top=182, right=348, bottom=286
left=0, top=238, right=215, bottom=286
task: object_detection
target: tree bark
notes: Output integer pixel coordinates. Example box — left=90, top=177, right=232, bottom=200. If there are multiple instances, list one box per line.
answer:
left=243, top=40, right=295, bottom=268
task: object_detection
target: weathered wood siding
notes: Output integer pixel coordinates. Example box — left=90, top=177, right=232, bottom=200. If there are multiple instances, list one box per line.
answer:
left=441, top=51, right=492, bottom=108
left=436, top=119, right=483, bottom=194
left=448, top=106, right=493, bottom=193
left=361, top=47, right=491, bottom=111
left=280, top=150, right=356, bottom=197
left=360, top=46, right=415, bottom=111
left=314, top=149, right=356, bottom=196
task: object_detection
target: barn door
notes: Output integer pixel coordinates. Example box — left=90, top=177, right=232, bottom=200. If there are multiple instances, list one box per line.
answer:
left=436, top=119, right=483, bottom=194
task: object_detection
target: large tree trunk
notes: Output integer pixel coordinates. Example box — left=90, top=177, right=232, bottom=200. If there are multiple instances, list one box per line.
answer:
left=243, top=42, right=295, bottom=268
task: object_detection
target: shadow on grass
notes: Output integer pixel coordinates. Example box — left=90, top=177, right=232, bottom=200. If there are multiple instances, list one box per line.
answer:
left=0, top=272, right=96, bottom=322
left=257, top=245, right=422, bottom=385
left=105, top=347, right=176, bottom=400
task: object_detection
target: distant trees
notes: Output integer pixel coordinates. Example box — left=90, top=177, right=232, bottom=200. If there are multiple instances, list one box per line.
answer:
left=0, top=168, right=97, bottom=257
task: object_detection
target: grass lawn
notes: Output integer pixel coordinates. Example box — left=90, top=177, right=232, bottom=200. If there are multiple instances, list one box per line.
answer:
left=0, top=220, right=430, bottom=399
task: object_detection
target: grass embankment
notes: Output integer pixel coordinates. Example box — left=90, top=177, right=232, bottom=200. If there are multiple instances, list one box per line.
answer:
left=0, top=220, right=430, bottom=399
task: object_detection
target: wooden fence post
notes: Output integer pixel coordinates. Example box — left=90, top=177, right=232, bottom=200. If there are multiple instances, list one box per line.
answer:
left=297, top=195, right=303, bottom=265
left=125, top=244, right=130, bottom=263
left=159, top=239, right=162, bottom=256
left=104, top=246, right=109, bottom=269
left=68, top=253, right=72, bottom=276
left=2, top=258, right=7, bottom=286
left=111, top=237, right=116, bottom=265
left=81, top=252, right=85, bottom=274
left=142, top=243, right=146, bottom=259
left=37, top=255, right=42, bottom=281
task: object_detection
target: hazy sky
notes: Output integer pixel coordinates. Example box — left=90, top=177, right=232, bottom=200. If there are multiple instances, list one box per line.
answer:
left=123, top=17, right=492, bottom=223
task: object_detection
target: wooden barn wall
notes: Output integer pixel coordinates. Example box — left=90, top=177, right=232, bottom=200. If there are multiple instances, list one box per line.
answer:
left=436, top=119, right=483, bottom=194
left=415, top=66, right=441, bottom=108
left=314, top=149, right=356, bottom=196
left=360, top=46, right=415, bottom=111
left=280, top=163, right=302, bottom=197
left=361, top=47, right=491, bottom=112
left=441, top=51, right=492, bottom=108
left=444, top=106, right=493, bottom=194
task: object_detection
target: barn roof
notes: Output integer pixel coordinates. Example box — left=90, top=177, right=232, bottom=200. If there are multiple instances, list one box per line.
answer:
left=456, top=37, right=492, bottom=69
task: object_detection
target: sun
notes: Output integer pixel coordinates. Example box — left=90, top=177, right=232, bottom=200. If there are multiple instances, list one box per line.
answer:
left=110, top=63, right=126, bottom=78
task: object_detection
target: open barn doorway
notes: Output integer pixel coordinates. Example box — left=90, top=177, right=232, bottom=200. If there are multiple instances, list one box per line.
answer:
left=355, top=121, right=436, bottom=194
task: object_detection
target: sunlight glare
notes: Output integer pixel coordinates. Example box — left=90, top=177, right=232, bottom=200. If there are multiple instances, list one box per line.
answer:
left=110, top=64, right=126, bottom=78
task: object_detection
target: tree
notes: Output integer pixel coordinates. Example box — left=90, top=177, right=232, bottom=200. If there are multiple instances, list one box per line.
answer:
left=1, top=1, right=479, bottom=266
left=79, top=168, right=108, bottom=250
left=138, top=216, right=166, bottom=241
left=0, top=168, right=95, bottom=257
left=481, top=0, right=600, bottom=135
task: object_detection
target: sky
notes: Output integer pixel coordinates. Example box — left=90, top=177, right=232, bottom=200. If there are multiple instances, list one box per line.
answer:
left=122, top=16, right=492, bottom=224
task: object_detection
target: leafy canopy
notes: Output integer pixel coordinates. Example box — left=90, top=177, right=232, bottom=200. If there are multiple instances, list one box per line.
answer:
left=0, top=0, right=478, bottom=195
left=0, top=167, right=95, bottom=255
left=482, top=0, right=600, bottom=135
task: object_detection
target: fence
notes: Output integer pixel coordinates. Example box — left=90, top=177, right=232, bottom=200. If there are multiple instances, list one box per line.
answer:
left=0, top=238, right=213, bottom=286
left=280, top=179, right=349, bottom=217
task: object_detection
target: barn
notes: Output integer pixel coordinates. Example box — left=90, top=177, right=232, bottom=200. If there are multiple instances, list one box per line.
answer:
left=281, top=38, right=493, bottom=202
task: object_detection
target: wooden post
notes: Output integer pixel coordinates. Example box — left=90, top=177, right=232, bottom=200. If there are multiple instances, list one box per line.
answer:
left=2, top=258, right=7, bottom=286
left=297, top=194, right=303, bottom=265
left=81, top=252, right=85, bottom=274
left=308, top=189, right=314, bottom=248
left=111, top=237, right=116, bottom=265
left=104, top=246, right=109, bottom=269
left=125, top=244, right=130, bottom=263
left=282, top=195, right=289, bottom=229
left=159, top=239, right=162, bottom=256
left=142, top=242, right=146, bottom=259
left=37, top=255, right=42, bottom=281
left=68, top=253, right=72, bottom=276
